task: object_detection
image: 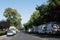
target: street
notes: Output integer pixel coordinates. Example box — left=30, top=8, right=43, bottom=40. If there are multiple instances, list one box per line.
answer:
left=1, top=32, right=60, bottom=40
left=11, top=32, right=40, bottom=40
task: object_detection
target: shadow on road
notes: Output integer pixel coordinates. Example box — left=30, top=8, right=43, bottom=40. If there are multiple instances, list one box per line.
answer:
left=34, top=34, right=60, bottom=38
left=22, top=31, right=60, bottom=39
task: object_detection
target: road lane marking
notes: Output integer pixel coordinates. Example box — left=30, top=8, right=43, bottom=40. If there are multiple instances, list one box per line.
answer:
left=32, top=36, right=48, bottom=40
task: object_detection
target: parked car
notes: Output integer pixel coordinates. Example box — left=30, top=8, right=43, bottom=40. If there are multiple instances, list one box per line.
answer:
left=9, top=26, right=17, bottom=34
left=7, top=30, right=14, bottom=36
left=12, top=30, right=16, bottom=34
left=9, top=28, right=16, bottom=34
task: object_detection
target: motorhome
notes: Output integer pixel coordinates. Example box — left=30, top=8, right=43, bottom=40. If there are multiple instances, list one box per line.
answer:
left=38, top=24, right=46, bottom=34
left=46, top=22, right=60, bottom=34
left=33, top=26, right=38, bottom=33
left=38, top=22, right=60, bottom=34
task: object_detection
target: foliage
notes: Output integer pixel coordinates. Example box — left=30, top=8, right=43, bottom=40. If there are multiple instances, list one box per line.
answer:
left=24, top=0, right=60, bottom=28
left=30, top=10, right=41, bottom=26
left=36, top=0, right=60, bottom=23
left=48, top=0, right=60, bottom=22
left=4, top=8, right=22, bottom=27
left=0, top=31, right=6, bottom=36
left=23, top=10, right=40, bottom=29
left=0, top=21, right=10, bottom=30
left=23, top=21, right=32, bottom=30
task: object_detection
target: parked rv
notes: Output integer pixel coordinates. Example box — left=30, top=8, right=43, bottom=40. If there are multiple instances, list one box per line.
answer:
left=46, top=23, right=53, bottom=34
left=52, top=23, right=60, bottom=34
left=37, top=22, right=60, bottom=34
left=24, top=22, right=60, bottom=34
left=33, top=26, right=38, bottom=33
left=38, top=24, right=46, bottom=34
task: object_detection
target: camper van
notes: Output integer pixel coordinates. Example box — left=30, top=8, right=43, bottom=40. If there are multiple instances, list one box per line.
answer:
left=46, top=22, right=60, bottom=34
left=38, top=24, right=46, bottom=34
left=38, top=22, right=60, bottom=34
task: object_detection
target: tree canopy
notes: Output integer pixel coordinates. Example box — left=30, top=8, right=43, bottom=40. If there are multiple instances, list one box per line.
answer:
left=24, top=0, right=60, bottom=29
left=4, top=8, right=22, bottom=27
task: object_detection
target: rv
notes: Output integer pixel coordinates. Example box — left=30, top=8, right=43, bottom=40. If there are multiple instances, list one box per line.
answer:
left=38, top=22, right=60, bottom=34
left=38, top=24, right=46, bottom=34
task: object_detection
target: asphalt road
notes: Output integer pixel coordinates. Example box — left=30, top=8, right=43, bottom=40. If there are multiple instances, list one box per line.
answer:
left=3, top=32, right=60, bottom=40
left=11, top=32, right=40, bottom=40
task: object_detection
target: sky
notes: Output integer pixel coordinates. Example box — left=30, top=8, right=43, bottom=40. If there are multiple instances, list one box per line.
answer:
left=0, top=0, right=47, bottom=24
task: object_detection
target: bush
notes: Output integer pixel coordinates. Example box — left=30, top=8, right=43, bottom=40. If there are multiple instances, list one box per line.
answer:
left=0, top=31, right=6, bottom=36
left=19, top=27, right=25, bottom=30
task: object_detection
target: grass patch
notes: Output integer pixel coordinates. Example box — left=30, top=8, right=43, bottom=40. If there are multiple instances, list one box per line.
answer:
left=0, top=30, right=6, bottom=36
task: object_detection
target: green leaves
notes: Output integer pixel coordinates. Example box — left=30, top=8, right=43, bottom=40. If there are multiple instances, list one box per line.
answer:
left=24, top=10, right=40, bottom=28
left=4, top=7, right=22, bottom=27
left=30, top=10, right=41, bottom=26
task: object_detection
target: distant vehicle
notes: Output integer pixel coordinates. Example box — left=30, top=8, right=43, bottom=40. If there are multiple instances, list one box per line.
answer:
left=7, top=30, right=14, bottom=36
left=27, top=28, right=33, bottom=33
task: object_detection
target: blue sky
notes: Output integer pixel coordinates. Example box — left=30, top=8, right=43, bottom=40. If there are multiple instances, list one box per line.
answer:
left=0, top=0, right=47, bottom=24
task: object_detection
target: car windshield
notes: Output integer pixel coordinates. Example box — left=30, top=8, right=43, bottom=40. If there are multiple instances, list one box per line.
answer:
left=7, top=30, right=13, bottom=33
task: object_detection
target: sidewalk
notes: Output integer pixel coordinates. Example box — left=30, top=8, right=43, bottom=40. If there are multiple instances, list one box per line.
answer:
left=0, top=35, right=8, bottom=40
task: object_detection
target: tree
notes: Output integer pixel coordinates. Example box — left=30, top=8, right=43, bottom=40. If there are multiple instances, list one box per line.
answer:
left=30, top=10, right=41, bottom=26
left=47, top=0, right=60, bottom=22
left=4, top=8, right=22, bottom=27
left=23, top=10, right=40, bottom=29
left=23, top=21, right=32, bottom=30
left=0, top=21, right=10, bottom=30
left=36, top=0, right=60, bottom=23
left=36, top=4, right=50, bottom=23
left=24, top=0, right=60, bottom=29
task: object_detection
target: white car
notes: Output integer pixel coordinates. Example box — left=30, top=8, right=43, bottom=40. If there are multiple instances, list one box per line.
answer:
left=7, top=30, right=14, bottom=36
left=12, top=30, right=16, bottom=34
left=9, top=28, right=17, bottom=34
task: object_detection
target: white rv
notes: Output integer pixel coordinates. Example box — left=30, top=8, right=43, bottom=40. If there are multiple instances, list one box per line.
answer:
left=38, top=24, right=46, bottom=34
left=33, top=26, right=38, bottom=33
left=46, top=23, right=53, bottom=34
left=46, top=22, right=60, bottom=34
left=38, top=22, right=60, bottom=34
